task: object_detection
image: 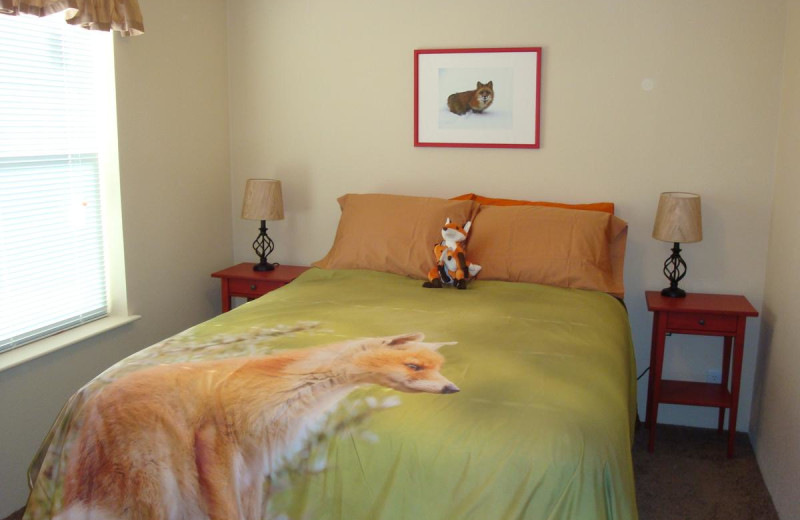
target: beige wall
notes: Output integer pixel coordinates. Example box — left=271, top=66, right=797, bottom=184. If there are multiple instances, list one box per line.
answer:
left=751, top=1, right=800, bottom=518
left=0, top=0, right=231, bottom=515
left=228, top=0, right=784, bottom=431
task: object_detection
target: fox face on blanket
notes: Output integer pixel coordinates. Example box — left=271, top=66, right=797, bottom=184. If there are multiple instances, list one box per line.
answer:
left=56, top=333, right=459, bottom=520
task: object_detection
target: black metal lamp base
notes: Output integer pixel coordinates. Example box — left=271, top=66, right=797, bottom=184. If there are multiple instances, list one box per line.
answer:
left=660, top=286, right=686, bottom=298
left=661, top=241, right=688, bottom=298
left=253, top=261, right=276, bottom=272
left=252, top=220, right=276, bottom=272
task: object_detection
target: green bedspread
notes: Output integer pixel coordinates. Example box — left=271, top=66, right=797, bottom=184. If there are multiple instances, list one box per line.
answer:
left=25, top=268, right=638, bottom=520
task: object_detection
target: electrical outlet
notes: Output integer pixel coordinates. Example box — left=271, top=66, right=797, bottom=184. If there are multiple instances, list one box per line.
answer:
left=706, top=369, right=722, bottom=384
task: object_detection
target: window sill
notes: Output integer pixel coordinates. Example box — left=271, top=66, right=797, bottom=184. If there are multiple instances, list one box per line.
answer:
left=0, top=314, right=141, bottom=373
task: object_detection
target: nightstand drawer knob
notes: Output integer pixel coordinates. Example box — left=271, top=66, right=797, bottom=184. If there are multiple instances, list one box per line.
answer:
left=698, top=319, right=705, bottom=326
left=250, top=284, right=257, bottom=290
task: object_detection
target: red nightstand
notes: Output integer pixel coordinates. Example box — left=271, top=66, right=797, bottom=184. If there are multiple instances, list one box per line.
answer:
left=645, top=291, right=758, bottom=458
left=211, top=263, right=310, bottom=312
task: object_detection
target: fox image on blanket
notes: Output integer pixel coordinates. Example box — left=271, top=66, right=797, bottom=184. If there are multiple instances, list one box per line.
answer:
left=56, top=333, right=459, bottom=520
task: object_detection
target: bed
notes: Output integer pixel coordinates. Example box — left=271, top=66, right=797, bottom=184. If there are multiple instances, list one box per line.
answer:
left=23, top=193, right=638, bottom=520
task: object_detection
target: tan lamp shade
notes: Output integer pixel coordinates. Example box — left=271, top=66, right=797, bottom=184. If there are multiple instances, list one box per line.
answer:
left=652, top=192, right=702, bottom=243
left=242, top=179, right=284, bottom=221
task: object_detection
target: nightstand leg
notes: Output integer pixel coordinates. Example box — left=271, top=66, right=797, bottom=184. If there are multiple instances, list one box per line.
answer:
left=727, top=329, right=745, bottom=458
left=221, top=280, right=231, bottom=313
left=719, top=336, right=732, bottom=433
left=645, top=311, right=660, bottom=428
left=648, top=312, right=668, bottom=452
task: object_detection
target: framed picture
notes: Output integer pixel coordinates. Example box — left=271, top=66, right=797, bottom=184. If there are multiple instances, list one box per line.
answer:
left=414, top=47, right=542, bottom=149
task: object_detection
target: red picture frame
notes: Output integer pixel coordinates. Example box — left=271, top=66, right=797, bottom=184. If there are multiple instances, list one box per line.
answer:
left=414, top=47, right=542, bottom=149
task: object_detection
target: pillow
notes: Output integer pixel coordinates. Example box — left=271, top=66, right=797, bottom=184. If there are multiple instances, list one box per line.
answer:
left=452, top=193, right=615, bottom=215
left=467, top=204, right=628, bottom=297
left=313, top=194, right=479, bottom=279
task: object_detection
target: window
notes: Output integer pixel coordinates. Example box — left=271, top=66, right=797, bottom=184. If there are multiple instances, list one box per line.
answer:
left=0, top=14, right=123, bottom=355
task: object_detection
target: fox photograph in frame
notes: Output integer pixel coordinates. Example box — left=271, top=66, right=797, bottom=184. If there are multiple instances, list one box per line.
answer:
left=414, top=47, right=542, bottom=149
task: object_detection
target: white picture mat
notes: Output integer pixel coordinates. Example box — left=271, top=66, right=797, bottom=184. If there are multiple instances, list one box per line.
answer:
left=417, top=51, right=539, bottom=146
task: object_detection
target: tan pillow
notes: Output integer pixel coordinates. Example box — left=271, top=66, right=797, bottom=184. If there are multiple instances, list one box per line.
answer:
left=313, top=194, right=479, bottom=279
left=467, top=205, right=628, bottom=297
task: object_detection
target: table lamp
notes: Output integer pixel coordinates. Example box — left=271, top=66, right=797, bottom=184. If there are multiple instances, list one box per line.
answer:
left=242, top=179, right=284, bottom=271
left=652, top=192, right=702, bottom=298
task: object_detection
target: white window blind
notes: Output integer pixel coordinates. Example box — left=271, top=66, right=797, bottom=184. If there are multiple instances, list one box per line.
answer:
left=0, top=14, right=111, bottom=353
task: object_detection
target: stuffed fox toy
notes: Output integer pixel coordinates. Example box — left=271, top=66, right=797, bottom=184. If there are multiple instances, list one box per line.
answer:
left=423, top=218, right=481, bottom=290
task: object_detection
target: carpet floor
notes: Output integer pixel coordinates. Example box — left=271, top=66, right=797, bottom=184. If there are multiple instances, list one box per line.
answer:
left=633, top=423, right=779, bottom=520
left=3, top=424, right=780, bottom=520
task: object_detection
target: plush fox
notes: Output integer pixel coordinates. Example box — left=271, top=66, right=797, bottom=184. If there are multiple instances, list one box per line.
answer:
left=423, top=218, right=481, bottom=290
left=56, top=333, right=458, bottom=520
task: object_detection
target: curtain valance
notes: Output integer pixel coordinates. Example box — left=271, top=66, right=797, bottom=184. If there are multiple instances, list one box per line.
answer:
left=0, top=0, right=143, bottom=36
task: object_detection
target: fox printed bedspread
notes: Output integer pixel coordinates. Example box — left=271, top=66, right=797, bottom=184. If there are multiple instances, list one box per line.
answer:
left=24, top=268, right=638, bottom=520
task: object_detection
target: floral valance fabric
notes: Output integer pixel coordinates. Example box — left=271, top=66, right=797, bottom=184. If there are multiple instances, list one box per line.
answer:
left=0, top=0, right=143, bottom=36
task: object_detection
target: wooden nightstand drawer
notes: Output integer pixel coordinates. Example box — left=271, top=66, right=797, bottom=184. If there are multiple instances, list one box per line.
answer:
left=229, top=278, right=284, bottom=297
left=212, top=264, right=311, bottom=313
left=666, top=312, right=738, bottom=333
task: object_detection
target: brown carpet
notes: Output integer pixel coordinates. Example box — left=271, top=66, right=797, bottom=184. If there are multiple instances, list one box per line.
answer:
left=634, top=423, right=779, bottom=520
left=3, top=424, right=779, bottom=520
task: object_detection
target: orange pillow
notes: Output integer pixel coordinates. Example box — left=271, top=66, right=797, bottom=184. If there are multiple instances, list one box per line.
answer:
left=452, top=193, right=615, bottom=215
left=313, top=194, right=479, bottom=279
left=467, top=204, right=628, bottom=297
